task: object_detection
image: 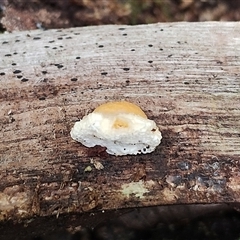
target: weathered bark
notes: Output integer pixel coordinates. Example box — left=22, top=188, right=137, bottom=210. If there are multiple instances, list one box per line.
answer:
left=0, top=22, right=240, bottom=222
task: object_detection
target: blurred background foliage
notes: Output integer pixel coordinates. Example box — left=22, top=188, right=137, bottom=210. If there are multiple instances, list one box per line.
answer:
left=0, top=0, right=239, bottom=31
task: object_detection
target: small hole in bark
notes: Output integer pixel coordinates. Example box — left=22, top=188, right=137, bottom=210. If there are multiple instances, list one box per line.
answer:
left=101, top=72, right=108, bottom=76
left=13, top=70, right=21, bottom=74
left=148, top=44, right=153, bottom=47
left=21, top=78, right=29, bottom=82
left=39, top=96, right=46, bottom=100
left=0, top=72, right=6, bottom=76
left=71, top=78, right=78, bottom=81
left=98, top=45, right=104, bottom=48
left=148, top=60, right=153, bottom=63
left=123, top=68, right=130, bottom=71
left=76, top=56, right=81, bottom=59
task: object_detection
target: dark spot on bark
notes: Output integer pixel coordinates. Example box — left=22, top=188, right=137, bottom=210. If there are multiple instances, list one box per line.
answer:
left=13, top=52, right=18, bottom=55
left=5, top=54, right=12, bottom=57
left=57, top=37, right=63, bottom=40
left=39, top=96, right=46, bottom=100
left=44, top=46, right=50, bottom=48
left=118, top=27, right=125, bottom=30
left=168, top=54, right=173, bottom=57
left=98, top=45, right=104, bottom=48
left=160, top=29, right=164, bottom=31
left=12, top=63, right=17, bottom=66
left=76, top=57, right=81, bottom=59
left=184, top=81, right=190, bottom=85
left=52, top=47, right=57, bottom=49
left=21, top=78, right=29, bottom=82
left=122, top=33, right=127, bottom=36
left=33, top=37, right=41, bottom=40
left=126, top=80, right=130, bottom=84
left=42, top=71, right=47, bottom=74
left=49, top=40, right=55, bottom=43
left=131, top=49, right=135, bottom=51
left=66, top=36, right=72, bottom=39
left=123, top=68, right=130, bottom=71
left=9, top=117, right=15, bottom=123
left=13, top=70, right=21, bottom=74
left=71, top=78, right=78, bottom=81
left=159, top=48, right=163, bottom=51
left=15, top=39, right=20, bottom=42
left=0, top=72, right=5, bottom=76
left=148, top=44, right=153, bottom=47
left=177, top=161, right=191, bottom=171
left=148, top=60, right=153, bottom=63
left=17, top=75, right=22, bottom=79
left=101, top=72, right=108, bottom=76
left=74, top=32, right=80, bottom=35
left=151, top=129, right=156, bottom=132
left=54, top=64, right=64, bottom=69
left=2, top=41, right=8, bottom=44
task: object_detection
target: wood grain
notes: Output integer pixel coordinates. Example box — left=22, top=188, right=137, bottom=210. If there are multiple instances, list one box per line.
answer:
left=0, top=22, right=240, bottom=221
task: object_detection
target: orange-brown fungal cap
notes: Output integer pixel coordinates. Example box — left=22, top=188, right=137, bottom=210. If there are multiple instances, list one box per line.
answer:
left=93, top=101, right=147, bottom=119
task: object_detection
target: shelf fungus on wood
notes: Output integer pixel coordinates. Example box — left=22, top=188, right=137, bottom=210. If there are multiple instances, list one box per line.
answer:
left=70, top=101, right=162, bottom=156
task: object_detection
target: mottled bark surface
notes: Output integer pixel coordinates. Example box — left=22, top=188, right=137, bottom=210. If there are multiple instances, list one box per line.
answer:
left=0, top=22, right=240, bottom=223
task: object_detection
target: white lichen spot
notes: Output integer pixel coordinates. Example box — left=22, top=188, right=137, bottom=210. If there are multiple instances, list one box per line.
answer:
left=90, top=158, right=104, bottom=170
left=84, top=166, right=92, bottom=172
left=120, top=180, right=150, bottom=199
left=162, top=187, right=179, bottom=201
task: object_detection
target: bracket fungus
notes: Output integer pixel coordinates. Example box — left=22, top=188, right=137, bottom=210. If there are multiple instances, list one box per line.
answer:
left=70, top=101, right=162, bottom=156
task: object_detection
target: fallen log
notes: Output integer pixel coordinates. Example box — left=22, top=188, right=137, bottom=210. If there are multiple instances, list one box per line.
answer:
left=0, top=22, right=240, bottom=224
